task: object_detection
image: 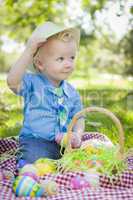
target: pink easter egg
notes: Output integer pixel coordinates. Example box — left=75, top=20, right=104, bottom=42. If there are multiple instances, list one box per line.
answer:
left=20, top=172, right=39, bottom=182
left=70, top=176, right=89, bottom=189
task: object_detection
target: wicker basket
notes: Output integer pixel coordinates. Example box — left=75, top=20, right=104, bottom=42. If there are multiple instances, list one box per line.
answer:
left=57, top=106, right=126, bottom=174
left=66, top=106, right=124, bottom=156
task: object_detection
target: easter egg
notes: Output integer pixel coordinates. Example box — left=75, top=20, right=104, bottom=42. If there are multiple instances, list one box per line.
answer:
left=17, top=159, right=27, bottom=169
left=35, top=158, right=56, bottom=167
left=41, top=180, right=58, bottom=196
left=74, top=160, right=81, bottom=166
left=20, top=172, right=39, bottom=182
left=87, top=160, right=103, bottom=170
left=61, top=133, right=68, bottom=147
left=84, top=144, right=100, bottom=154
left=35, top=158, right=56, bottom=169
left=82, top=139, right=114, bottom=155
left=70, top=176, right=89, bottom=189
left=35, top=158, right=47, bottom=164
left=13, top=176, right=44, bottom=197
left=87, top=160, right=94, bottom=168
left=19, top=164, right=38, bottom=176
left=35, top=163, right=56, bottom=176
left=83, top=172, right=100, bottom=188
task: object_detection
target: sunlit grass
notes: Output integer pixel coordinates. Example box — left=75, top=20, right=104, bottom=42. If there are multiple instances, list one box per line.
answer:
left=0, top=77, right=132, bottom=149
left=69, top=71, right=133, bottom=90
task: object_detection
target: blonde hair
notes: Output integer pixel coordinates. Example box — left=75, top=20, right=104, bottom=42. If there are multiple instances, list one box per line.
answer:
left=49, top=28, right=80, bottom=47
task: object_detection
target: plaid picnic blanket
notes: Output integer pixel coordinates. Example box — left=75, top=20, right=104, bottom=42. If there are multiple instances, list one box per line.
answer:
left=0, top=133, right=133, bottom=200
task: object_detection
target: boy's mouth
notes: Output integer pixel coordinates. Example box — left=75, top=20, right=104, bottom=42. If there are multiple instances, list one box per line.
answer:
left=62, top=69, right=73, bottom=73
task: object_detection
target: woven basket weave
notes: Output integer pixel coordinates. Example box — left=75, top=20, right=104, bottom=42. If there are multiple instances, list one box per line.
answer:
left=64, top=106, right=125, bottom=160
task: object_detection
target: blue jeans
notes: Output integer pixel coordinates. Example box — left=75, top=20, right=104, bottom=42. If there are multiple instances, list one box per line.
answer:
left=17, top=136, right=62, bottom=164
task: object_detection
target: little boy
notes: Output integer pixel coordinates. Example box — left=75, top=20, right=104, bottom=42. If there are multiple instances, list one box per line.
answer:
left=7, top=21, right=84, bottom=164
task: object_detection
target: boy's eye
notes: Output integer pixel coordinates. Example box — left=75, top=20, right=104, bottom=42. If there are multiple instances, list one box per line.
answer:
left=71, top=56, right=75, bottom=60
left=57, top=57, right=64, bottom=62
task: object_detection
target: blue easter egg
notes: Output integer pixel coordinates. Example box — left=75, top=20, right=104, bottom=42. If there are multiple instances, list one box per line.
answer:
left=13, top=176, right=44, bottom=197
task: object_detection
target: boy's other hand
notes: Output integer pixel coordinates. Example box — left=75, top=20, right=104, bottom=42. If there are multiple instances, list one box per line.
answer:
left=55, top=133, right=64, bottom=145
left=55, top=132, right=82, bottom=149
left=70, top=132, right=82, bottom=149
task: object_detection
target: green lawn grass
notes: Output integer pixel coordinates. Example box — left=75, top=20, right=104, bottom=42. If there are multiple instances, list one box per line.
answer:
left=0, top=79, right=133, bottom=149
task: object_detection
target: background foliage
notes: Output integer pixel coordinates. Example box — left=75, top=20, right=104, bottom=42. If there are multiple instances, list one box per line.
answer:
left=0, top=0, right=132, bottom=76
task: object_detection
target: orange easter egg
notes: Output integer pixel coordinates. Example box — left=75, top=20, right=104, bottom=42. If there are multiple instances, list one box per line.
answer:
left=74, top=160, right=81, bottom=166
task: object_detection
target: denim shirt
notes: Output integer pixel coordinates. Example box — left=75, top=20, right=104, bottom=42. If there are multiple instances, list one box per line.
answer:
left=17, top=73, right=83, bottom=141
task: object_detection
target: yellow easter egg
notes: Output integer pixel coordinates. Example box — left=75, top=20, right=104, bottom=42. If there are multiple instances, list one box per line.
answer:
left=35, top=158, right=55, bottom=167
left=84, top=145, right=100, bottom=155
left=35, top=158, right=47, bottom=164
left=61, top=134, right=68, bottom=147
left=35, top=163, right=56, bottom=176
left=35, top=158, right=57, bottom=175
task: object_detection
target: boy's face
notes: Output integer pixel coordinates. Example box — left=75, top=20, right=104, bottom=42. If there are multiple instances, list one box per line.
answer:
left=35, top=38, right=77, bottom=86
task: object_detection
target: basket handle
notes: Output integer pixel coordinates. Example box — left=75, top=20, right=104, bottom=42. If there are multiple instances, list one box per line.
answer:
left=66, top=107, right=125, bottom=158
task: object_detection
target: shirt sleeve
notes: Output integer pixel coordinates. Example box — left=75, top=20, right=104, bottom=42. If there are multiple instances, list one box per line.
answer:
left=16, top=73, right=32, bottom=97
left=69, top=91, right=83, bottom=119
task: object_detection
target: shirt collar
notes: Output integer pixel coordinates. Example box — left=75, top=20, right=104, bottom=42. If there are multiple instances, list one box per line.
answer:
left=37, top=73, right=70, bottom=97
left=62, top=81, right=71, bottom=97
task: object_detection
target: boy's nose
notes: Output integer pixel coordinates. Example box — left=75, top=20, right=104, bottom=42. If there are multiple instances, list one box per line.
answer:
left=64, top=60, right=73, bottom=69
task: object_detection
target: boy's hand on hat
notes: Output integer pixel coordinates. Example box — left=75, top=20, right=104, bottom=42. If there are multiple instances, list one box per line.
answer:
left=26, top=24, right=47, bottom=55
left=26, top=39, right=46, bottom=56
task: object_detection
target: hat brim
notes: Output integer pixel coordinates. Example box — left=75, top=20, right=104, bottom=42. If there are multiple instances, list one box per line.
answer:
left=28, top=24, right=80, bottom=73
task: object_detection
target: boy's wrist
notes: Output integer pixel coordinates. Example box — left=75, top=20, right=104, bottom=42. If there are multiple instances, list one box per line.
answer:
left=74, top=129, right=84, bottom=137
left=25, top=46, right=36, bottom=57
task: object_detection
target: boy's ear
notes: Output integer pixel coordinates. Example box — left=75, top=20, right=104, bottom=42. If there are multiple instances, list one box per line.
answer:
left=33, top=56, right=44, bottom=71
